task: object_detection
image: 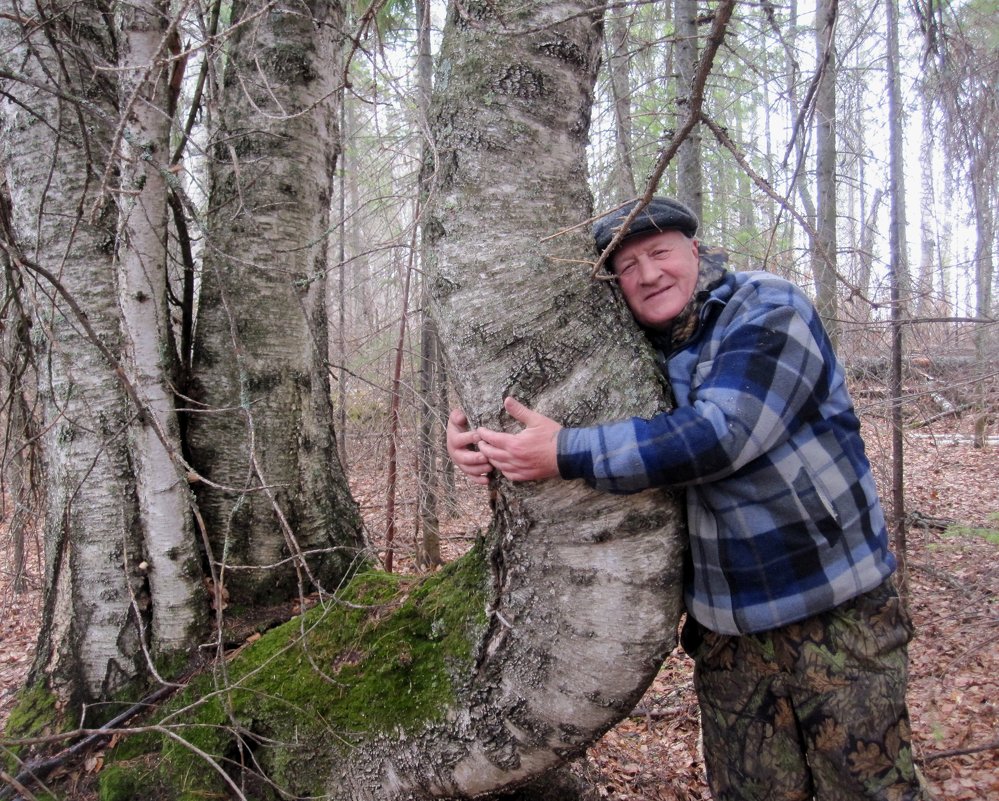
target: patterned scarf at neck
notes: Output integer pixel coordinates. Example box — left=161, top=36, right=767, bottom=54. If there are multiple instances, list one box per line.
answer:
left=646, top=244, right=728, bottom=353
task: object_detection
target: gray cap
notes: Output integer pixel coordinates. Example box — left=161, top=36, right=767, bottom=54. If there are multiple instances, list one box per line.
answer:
left=593, top=197, right=699, bottom=252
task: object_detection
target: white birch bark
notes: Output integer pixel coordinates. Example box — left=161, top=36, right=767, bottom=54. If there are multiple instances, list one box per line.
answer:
left=324, top=2, right=685, bottom=796
left=1, top=5, right=146, bottom=704
left=186, top=0, right=364, bottom=605
left=116, top=0, right=206, bottom=653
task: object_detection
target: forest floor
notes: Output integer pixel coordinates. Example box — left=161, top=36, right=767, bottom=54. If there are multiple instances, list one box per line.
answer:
left=1, top=381, right=997, bottom=799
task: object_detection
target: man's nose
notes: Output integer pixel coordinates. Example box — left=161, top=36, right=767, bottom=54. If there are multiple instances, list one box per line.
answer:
left=635, top=255, right=659, bottom=283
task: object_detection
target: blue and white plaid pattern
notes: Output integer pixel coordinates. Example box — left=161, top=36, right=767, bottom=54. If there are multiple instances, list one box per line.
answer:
left=558, top=270, right=895, bottom=635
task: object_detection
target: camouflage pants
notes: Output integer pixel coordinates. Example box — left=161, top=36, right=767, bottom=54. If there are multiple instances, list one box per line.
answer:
left=682, top=581, right=928, bottom=801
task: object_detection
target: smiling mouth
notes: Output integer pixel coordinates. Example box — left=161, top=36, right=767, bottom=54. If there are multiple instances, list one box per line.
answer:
left=645, top=286, right=674, bottom=301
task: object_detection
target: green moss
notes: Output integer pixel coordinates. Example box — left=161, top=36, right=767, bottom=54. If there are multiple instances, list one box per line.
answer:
left=101, top=545, right=490, bottom=800
left=153, top=649, right=197, bottom=687
left=3, top=682, right=60, bottom=772
left=4, top=682, right=57, bottom=741
left=98, top=763, right=144, bottom=801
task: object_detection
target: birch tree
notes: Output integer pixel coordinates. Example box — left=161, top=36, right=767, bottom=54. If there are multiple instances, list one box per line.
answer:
left=116, top=0, right=206, bottom=657
left=185, top=0, right=365, bottom=607
left=0, top=0, right=365, bottom=724
left=1, top=0, right=154, bottom=708
left=32, top=3, right=693, bottom=798
left=422, top=0, right=686, bottom=790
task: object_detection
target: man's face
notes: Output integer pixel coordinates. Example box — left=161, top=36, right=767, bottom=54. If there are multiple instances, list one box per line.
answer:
left=611, top=229, right=699, bottom=330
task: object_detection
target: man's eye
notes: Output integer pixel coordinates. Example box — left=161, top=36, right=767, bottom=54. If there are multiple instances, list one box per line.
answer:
left=617, top=263, right=635, bottom=277
left=651, top=249, right=670, bottom=259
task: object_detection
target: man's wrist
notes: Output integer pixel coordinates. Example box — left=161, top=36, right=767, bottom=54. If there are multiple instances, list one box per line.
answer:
left=555, top=427, right=593, bottom=482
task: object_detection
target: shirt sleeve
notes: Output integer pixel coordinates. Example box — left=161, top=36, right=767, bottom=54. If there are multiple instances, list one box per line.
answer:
left=557, top=284, right=834, bottom=493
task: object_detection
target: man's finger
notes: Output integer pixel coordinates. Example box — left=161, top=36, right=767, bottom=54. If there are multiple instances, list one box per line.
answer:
left=475, top=427, right=516, bottom=450
left=503, top=396, right=540, bottom=426
left=454, top=446, right=489, bottom=465
left=452, top=449, right=492, bottom=479
left=449, top=427, right=479, bottom=447
left=475, top=440, right=504, bottom=462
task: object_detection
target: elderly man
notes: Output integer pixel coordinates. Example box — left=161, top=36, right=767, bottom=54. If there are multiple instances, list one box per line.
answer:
left=447, top=198, right=927, bottom=801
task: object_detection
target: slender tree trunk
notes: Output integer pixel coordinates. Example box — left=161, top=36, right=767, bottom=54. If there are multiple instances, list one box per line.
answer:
left=969, top=175, right=995, bottom=344
left=186, top=0, right=364, bottom=607
left=854, top=188, right=884, bottom=325
left=335, top=93, right=349, bottom=462
left=344, top=97, right=376, bottom=328
left=439, top=353, right=457, bottom=509
left=917, top=92, right=937, bottom=320
left=735, top=115, right=754, bottom=235
left=607, top=3, right=637, bottom=202
left=415, top=0, right=443, bottom=569
left=674, top=0, right=703, bottom=219
left=886, top=0, right=910, bottom=595
left=813, top=0, right=839, bottom=348
left=116, top=0, right=206, bottom=655
left=385, top=248, right=414, bottom=574
left=970, top=180, right=994, bottom=449
left=785, top=0, right=819, bottom=286
left=416, top=295, right=443, bottom=569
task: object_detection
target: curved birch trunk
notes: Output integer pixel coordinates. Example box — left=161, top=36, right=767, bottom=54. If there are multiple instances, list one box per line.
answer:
left=330, top=2, right=685, bottom=796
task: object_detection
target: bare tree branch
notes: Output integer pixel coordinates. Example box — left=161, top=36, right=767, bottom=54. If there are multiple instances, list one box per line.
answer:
left=590, top=0, right=737, bottom=279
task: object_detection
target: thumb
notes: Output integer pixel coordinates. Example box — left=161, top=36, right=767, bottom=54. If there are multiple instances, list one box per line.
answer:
left=503, top=396, right=542, bottom=427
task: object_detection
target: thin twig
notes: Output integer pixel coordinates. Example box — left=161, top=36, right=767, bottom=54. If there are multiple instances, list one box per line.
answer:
left=921, top=739, right=999, bottom=762
left=590, top=0, right=736, bottom=279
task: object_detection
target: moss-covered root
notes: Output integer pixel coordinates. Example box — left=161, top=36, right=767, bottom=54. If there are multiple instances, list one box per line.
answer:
left=99, top=545, right=489, bottom=801
left=2, top=683, right=59, bottom=776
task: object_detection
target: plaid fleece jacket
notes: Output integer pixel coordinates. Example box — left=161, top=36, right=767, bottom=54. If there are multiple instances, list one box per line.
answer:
left=557, top=269, right=896, bottom=635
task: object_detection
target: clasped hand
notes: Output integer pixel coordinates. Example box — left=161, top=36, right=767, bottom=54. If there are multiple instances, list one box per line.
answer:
left=446, top=397, right=561, bottom=484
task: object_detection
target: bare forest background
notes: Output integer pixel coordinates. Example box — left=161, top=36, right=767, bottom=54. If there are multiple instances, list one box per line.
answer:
left=0, top=0, right=997, bottom=799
